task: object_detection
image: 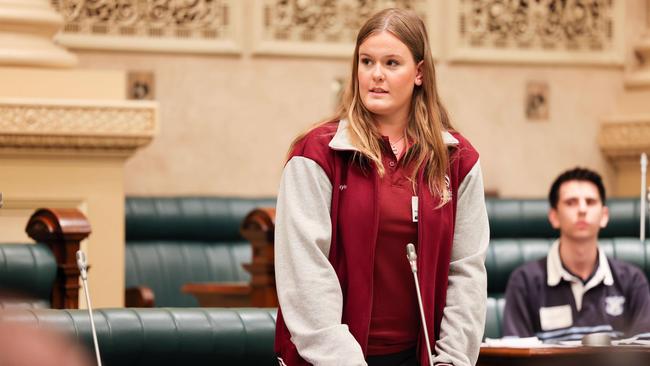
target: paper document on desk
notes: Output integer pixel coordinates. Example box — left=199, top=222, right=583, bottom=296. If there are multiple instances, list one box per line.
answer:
left=614, top=337, right=650, bottom=346
left=483, top=337, right=545, bottom=348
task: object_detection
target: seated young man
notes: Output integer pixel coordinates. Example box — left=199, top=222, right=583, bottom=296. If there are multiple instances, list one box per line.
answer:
left=502, top=167, right=650, bottom=342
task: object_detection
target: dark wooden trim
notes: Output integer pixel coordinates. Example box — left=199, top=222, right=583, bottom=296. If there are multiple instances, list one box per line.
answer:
left=478, top=346, right=650, bottom=366
left=125, top=286, right=155, bottom=307
left=25, top=208, right=91, bottom=309
left=181, top=283, right=251, bottom=307
left=240, top=208, right=277, bottom=307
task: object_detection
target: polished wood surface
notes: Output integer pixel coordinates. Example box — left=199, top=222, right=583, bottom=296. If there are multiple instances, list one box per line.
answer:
left=478, top=346, right=650, bottom=366
left=182, top=283, right=252, bottom=307
left=26, top=208, right=91, bottom=309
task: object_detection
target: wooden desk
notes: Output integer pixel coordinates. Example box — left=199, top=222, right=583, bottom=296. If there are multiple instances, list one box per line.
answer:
left=181, top=279, right=278, bottom=307
left=181, top=282, right=252, bottom=307
left=479, top=346, right=650, bottom=366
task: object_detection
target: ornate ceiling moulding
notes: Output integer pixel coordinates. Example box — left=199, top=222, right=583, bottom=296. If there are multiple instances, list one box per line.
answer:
left=448, top=0, right=625, bottom=66
left=0, top=98, right=157, bottom=157
left=598, top=116, right=650, bottom=161
left=50, top=0, right=241, bottom=54
left=252, top=0, right=436, bottom=58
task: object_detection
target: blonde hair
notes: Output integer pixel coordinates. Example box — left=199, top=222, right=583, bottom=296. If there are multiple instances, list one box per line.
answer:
left=290, top=8, right=453, bottom=200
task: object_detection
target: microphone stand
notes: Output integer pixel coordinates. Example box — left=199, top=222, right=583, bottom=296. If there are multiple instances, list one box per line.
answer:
left=406, top=243, right=433, bottom=366
left=642, top=153, right=647, bottom=242
left=76, top=250, right=103, bottom=366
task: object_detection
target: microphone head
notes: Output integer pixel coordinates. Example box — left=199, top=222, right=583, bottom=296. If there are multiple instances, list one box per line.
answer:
left=76, top=250, right=87, bottom=270
left=406, top=243, right=417, bottom=261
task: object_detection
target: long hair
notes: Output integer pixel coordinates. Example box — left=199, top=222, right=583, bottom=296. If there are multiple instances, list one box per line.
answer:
left=289, top=8, right=453, bottom=200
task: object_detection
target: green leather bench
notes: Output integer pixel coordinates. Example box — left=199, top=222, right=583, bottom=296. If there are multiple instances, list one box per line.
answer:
left=483, top=198, right=650, bottom=338
left=0, top=307, right=278, bottom=366
left=125, top=197, right=276, bottom=307
left=0, top=243, right=56, bottom=308
left=122, top=196, right=649, bottom=340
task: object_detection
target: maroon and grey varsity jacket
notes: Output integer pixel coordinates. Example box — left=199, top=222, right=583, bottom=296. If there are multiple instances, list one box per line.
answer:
left=274, top=120, right=489, bottom=366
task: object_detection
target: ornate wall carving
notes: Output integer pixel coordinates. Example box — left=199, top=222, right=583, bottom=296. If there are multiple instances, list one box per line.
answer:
left=253, top=0, right=433, bottom=57
left=598, top=118, right=650, bottom=160
left=48, top=0, right=625, bottom=62
left=0, top=100, right=157, bottom=153
left=51, top=0, right=241, bottom=53
left=449, top=0, right=625, bottom=65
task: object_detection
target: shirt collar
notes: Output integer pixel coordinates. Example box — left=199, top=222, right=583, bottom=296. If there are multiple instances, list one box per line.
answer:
left=547, top=239, right=614, bottom=287
left=328, top=119, right=459, bottom=152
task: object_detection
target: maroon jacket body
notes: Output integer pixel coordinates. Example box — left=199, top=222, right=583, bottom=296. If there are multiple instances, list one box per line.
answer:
left=274, top=121, right=483, bottom=366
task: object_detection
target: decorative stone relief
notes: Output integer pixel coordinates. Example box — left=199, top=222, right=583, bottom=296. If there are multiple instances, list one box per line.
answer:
left=598, top=119, right=650, bottom=159
left=0, top=100, right=157, bottom=153
left=449, top=0, right=625, bottom=65
left=253, top=0, right=432, bottom=57
left=50, top=0, right=241, bottom=54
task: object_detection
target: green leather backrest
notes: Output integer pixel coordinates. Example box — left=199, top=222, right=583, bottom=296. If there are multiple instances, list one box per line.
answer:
left=0, top=307, right=278, bottom=366
left=486, top=238, right=650, bottom=296
left=0, top=243, right=56, bottom=308
left=486, top=239, right=553, bottom=296
left=486, top=198, right=644, bottom=238
left=484, top=296, right=506, bottom=339
left=125, top=197, right=276, bottom=307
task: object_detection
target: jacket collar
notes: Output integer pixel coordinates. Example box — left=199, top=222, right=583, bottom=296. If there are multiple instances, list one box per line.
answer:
left=547, top=239, right=614, bottom=287
left=328, top=119, right=459, bottom=152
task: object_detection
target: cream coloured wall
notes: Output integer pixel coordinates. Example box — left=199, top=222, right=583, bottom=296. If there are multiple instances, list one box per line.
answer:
left=72, top=0, right=646, bottom=198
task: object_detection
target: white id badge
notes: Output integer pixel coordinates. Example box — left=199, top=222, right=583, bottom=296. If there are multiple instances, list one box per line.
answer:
left=411, top=196, right=418, bottom=222
left=539, top=305, right=573, bottom=331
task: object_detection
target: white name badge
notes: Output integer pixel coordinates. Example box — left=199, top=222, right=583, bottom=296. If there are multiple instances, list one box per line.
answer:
left=412, top=196, right=418, bottom=222
left=539, top=305, right=573, bottom=331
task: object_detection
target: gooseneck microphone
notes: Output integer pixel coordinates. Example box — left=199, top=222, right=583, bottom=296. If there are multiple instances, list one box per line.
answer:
left=406, top=243, right=433, bottom=366
left=641, top=153, right=647, bottom=242
left=76, top=250, right=103, bottom=366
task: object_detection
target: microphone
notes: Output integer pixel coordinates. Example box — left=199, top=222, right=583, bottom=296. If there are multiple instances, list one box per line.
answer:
left=406, top=243, right=433, bottom=366
left=641, top=153, right=647, bottom=242
left=76, top=250, right=103, bottom=366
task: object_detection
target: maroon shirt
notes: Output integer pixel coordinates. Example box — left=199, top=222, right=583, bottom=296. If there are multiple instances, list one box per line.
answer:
left=367, top=142, right=420, bottom=355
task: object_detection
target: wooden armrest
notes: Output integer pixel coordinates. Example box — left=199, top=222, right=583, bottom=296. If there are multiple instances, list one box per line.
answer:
left=240, top=207, right=278, bottom=307
left=240, top=207, right=275, bottom=243
left=26, top=208, right=91, bottom=309
left=125, top=286, right=155, bottom=307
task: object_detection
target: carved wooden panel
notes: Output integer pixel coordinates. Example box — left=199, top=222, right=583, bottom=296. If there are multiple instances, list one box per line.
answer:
left=50, top=0, right=241, bottom=54
left=448, top=0, right=625, bottom=65
left=252, top=0, right=436, bottom=57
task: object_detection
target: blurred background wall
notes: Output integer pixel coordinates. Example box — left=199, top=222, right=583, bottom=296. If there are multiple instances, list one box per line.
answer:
left=22, top=0, right=650, bottom=198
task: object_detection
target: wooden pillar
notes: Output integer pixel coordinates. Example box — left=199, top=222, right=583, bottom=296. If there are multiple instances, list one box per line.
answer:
left=0, top=0, right=77, bottom=67
left=25, top=208, right=90, bottom=309
left=599, top=0, right=650, bottom=196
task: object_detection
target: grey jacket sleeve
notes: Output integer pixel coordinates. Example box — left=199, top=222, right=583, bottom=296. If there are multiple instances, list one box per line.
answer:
left=433, top=160, right=489, bottom=366
left=275, top=156, right=367, bottom=366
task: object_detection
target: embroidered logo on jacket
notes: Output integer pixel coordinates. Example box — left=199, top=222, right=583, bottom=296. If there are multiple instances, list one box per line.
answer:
left=604, top=296, right=625, bottom=316
left=339, top=184, right=347, bottom=191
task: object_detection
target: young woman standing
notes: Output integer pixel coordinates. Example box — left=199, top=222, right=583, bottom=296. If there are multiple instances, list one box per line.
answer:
left=274, top=8, right=489, bottom=366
